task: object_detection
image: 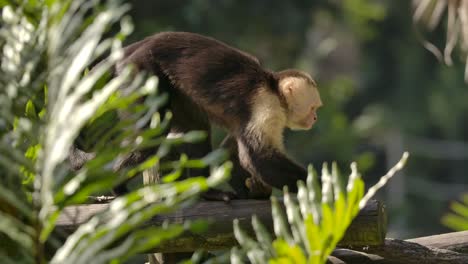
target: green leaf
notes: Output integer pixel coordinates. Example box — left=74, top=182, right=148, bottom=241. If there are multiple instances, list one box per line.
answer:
left=333, top=194, right=346, bottom=238
left=0, top=185, right=32, bottom=220
left=320, top=203, right=335, bottom=243
left=24, top=100, right=37, bottom=119
left=443, top=195, right=468, bottom=231
left=183, top=130, right=207, bottom=143
left=0, top=212, right=35, bottom=249
left=233, top=219, right=258, bottom=250
left=463, top=194, right=468, bottom=205
left=271, top=239, right=306, bottom=264
left=252, top=216, right=274, bottom=257
left=441, top=214, right=468, bottom=231
left=450, top=201, right=468, bottom=218
left=122, top=225, right=186, bottom=259
left=0, top=0, right=10, bottom=8
left=188, top=219, right=210, bottom=234
left=40, top=210, right=61, bottom=242
left=162, top=167, right=183, bottom=183
left=201, top=148, right=229, bottom=166
left=230, top=247, right=244, bottom=264
left=233, top=156, right=407, bottom=264
left=283, top=190, right=306, bottom=247
left=271, top=196, right=293, bottom=244
left=127, top=155, right=160, bottom=178
left=304, top=215, right=321, bottom=252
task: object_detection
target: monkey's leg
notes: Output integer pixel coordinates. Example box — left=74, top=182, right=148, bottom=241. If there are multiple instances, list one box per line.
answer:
left=168, top=92, right=236, bottom=201
left=165, top=132, right=236, bottom=201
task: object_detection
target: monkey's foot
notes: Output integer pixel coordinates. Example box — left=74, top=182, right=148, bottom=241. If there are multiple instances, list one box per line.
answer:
left=201, top=189, right=237, bottom=202
left=246, top=177, right=272, bottom=199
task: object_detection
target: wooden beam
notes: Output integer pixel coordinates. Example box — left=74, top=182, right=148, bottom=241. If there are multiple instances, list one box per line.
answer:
left=57, top=199, right=386, bottom=252
left=331, top=231, right=468, bottom=264
left=407, top=230, right=468, bottom=254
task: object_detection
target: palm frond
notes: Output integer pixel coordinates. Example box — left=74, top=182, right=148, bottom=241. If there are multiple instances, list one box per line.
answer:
left=413, top=0, right=468, bottom=81
left=0, top=1, right=230, bottom=263
left=233, top=153, right=409, bottom=264
left=442, top=194, right=468, bottom=231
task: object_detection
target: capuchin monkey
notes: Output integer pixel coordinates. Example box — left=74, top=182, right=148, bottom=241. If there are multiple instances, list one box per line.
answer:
left=218, top=69, right=322, bottom=198
left=70, top=32, right=322, bottom=199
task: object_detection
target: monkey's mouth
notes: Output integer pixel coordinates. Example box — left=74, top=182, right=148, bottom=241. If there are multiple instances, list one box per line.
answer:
left=300, top=117, right=316, bottom=130
left=291, top=121, right=314, bottom=131
left=304, top=122, right=314, bottom=129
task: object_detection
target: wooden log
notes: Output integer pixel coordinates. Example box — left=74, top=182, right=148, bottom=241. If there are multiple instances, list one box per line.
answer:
left=57, top=199, right=386, bottom=253
left=331, top=249, right=383, bottom=264
left=331, top=231, right=468, bottom=264
left=333, top=238, right=468, bottom=264
left=407, top=230, right=468, bottom=254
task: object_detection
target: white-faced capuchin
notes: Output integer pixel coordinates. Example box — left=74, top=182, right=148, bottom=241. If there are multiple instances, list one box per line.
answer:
left=70, top=32, right=322, bottom=199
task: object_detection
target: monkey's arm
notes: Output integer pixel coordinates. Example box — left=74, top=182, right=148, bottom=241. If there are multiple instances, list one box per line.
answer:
left=221, top=135, right=273, bottom=199
left=236, top=138, right=307, bottom=193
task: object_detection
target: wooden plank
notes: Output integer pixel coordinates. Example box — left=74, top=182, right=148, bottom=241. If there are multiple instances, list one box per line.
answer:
left=331, top=231, right=468, bottom=264
left=407, top=230, right=468, bottom=254
left=333, top=237, right=468, bottom=264
left=57, top=199, right=386, bottom=253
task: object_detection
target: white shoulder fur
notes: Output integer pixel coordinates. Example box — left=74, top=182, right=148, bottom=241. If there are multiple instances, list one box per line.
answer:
left=245, top=87, right=286, bottom=151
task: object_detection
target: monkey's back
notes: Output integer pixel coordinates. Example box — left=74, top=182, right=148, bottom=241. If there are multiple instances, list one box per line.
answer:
left=121, top=32, right=276, bottom=127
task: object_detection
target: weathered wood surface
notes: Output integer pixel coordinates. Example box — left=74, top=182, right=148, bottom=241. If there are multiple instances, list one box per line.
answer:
left=407, top=230, right=468, bottom=254
left=57, top=198, right=468, bottom=263
left=57, top=199, right=386, bottom=252
left=330, top=231, right=468, bottom=264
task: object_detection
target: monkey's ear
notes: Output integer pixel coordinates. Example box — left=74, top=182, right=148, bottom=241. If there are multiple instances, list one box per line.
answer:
left=279, top=78, right=294, bottom=95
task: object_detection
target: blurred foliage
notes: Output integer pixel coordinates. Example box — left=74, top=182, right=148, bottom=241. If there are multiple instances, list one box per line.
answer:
left=0, top=0, right=230, bottom=263
left=442, top=194, right=468, bottom=231
left=1, top=0, right=466, bottom=262
left=343, top=0, right=386, bottom=39
left=413, top=0, right=468, bottom=82
left=232, top=163, right=364, bottom=264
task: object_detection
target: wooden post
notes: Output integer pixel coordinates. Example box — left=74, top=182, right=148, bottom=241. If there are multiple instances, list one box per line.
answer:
left=384, top=130, right=406, bottom=235
left=142, top=165, right=193, bottom=263
left=142, top=165, right=164, bottom=264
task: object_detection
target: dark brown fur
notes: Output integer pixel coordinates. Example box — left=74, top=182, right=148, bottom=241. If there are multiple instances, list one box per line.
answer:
left=72, top=32, right=309, bottom=197
left=116, top=32, right=274, bottom=131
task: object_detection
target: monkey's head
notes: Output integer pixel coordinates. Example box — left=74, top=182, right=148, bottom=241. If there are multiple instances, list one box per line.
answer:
left=276, top=70, right=322, bottom=131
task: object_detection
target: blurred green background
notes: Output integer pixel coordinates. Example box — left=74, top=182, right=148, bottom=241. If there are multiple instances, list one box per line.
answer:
left=123, top=0, right=468, bottom=238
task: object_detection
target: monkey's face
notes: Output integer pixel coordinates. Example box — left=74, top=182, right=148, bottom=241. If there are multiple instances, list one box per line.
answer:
left=294, top=104, right=319, bottom=130
left=280, top=77, right=322, bottom=131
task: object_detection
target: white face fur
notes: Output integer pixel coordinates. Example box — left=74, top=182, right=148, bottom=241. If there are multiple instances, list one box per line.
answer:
left=280, top=76, right=322, bottom=131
